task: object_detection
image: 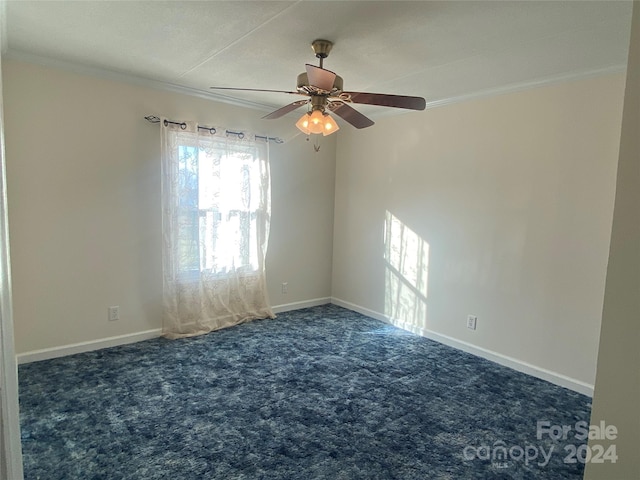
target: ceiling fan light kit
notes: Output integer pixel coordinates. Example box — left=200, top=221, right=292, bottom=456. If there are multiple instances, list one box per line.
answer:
left=295, top=109, right=340, bottom=136
left=210, top=39, right=426, bottom=137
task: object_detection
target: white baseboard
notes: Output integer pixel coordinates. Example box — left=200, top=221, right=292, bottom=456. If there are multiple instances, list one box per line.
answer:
left=272, top=297, right=331, bottom=314
left=17, top=299, right=333, bottom=364
left=331, top=297, right=594, bottom=397
left=18, top=297, right=592, bottom=397
left=17, top=329, right=163, bottom=365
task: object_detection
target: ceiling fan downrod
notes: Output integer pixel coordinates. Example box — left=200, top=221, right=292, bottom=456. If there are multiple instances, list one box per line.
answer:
left=311, top=39, right=333, bottom=69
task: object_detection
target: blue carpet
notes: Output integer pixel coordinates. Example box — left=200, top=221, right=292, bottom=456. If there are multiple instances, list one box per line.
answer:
left=19, top=304, right=591, bottom=479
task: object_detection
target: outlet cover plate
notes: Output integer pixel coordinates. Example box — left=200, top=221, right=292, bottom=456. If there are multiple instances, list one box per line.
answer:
left=108, top=306, right=120, bottom=322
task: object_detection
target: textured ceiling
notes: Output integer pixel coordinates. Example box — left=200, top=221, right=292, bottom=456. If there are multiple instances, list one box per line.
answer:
left=3, top=1, right=633, bottom=119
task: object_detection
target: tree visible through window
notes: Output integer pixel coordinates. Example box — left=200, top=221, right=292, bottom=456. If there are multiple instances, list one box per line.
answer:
left=176, top=143, right=263, bottom=278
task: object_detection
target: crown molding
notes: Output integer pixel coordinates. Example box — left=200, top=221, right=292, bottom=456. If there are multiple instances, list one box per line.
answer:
left=424, top=64, right=627, bottom=110
left=335, top=63, right=627, bottom=123
left=3, top=49, right=627, bottom=122
left=2, top=49, right=278, bottom=113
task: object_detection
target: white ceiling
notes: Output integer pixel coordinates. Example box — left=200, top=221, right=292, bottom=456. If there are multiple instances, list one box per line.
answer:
left=3, top=0, right=633, bottom=119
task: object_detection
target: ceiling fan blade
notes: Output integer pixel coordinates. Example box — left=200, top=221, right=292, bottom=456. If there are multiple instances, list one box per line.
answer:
left=343, top=92, right=426, bottom=111
left=305, top=64, right=337, bottom=92
left=262, top=101, right=308, bottom=120
left=210, top=86, right=302, bottom=96
left=331, top=103, right=375, bottom=129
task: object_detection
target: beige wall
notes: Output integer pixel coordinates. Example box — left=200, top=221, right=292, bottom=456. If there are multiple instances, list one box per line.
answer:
left=2, top=56, right=628, bottom=394
left=332, top=74, right=625, bottom=387
left=585, top=2, right=640, bottom=478
left=2, top=59, right=336, bottom=354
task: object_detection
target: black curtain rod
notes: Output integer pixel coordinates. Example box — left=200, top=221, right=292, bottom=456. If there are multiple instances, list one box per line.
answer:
left=144, top=115, right=283, bottom=144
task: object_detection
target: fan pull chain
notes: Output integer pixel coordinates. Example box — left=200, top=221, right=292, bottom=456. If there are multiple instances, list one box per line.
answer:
left=304, top=134, right=322, bottom=152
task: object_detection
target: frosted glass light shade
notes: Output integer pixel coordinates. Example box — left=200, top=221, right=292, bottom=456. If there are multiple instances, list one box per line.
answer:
left=295, top=114, right=312, bottom=134
left=321, top=113, right=339, bottom=136
left=296, top=110, right=340, bottom=136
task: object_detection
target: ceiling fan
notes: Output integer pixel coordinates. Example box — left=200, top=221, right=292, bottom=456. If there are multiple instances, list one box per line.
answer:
left=210, top=39, right=426, bottom=136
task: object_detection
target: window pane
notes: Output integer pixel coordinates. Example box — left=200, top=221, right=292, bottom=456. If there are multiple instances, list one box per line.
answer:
left=176, top=141, right=263, bottom=276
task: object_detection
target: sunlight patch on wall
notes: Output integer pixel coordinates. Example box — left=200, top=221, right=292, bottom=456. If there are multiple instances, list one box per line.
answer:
left=384, top=211, right=430, bottom=335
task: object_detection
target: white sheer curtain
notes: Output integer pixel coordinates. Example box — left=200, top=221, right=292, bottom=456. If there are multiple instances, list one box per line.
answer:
left=161, top=120, right=273, bottom=338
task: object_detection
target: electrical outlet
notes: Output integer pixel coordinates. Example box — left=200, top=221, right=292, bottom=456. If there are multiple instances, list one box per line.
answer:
left=108, top=306, right=120, bottom=322
left=467, top=315, right=477, bottom=330
left=281, top=282, right=288, bottom=294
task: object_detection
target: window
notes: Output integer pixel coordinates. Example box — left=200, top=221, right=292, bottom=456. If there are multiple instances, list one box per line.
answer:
left=176, top=143, right=264, bottom=278
left=160, top=120, right=273, bottom=338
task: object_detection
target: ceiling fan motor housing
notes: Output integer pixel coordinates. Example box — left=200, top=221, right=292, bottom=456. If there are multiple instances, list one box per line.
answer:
left=309, top=95, right=327, bottom=111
